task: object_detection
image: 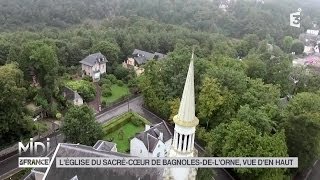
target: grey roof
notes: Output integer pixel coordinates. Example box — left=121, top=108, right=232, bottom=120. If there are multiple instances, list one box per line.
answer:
left=44, top=143, right=163, bottom=180
left=79, top=52, right=107, bottom=67
left=24, top=148, right=57, bottom=180
left=135, top=122, right=172, bottom=153
left=63, top=87, right=82, bottom=101
left=132, top=49, right=166, bottom=65
left=93, top=140, right=116, bottom=152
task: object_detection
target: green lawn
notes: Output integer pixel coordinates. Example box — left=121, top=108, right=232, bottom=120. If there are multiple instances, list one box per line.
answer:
left=103, top=122, right=144, bottom=153
left=102, top=112, right=150, bottom=153
left=102, top=84, right=129, bottom=104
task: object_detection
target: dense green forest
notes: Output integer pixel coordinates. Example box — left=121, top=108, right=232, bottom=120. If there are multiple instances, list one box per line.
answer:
left=0, top=0, right=320, bottom=179
left=1, top=0, right=320, bottom=43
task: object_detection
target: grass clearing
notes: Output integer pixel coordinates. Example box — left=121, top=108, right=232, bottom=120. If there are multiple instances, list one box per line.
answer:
left=102, top=84, right=130, bottom=104
left=103, top=122, right=144, bottom=153
left=102, top=112, right=150, bottom=153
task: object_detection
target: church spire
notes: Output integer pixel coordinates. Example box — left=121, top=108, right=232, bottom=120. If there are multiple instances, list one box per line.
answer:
left=178, top=51, right=195, bottom=122
left=175, top=50, right=198, bottom=125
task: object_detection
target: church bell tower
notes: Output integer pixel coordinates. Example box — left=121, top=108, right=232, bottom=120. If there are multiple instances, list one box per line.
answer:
left=163, top=51, right=199, bottom=180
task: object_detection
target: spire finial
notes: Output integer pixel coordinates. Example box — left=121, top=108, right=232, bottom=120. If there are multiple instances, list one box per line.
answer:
left=191, top=46, right=195, bottom=60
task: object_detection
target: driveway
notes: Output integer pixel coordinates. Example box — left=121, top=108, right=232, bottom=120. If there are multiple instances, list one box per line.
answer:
left=88, top=82, right=101, bottom=113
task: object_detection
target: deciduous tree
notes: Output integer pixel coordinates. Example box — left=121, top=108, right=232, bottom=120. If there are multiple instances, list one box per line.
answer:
left=284, top=92, right=320, bottom=172
left=198, top=77, right=224, bottom=129
left=291, top=40, right=304, bottom=55
left=0, top=63, right=33, bottom=146
left=206, top=120, right=288, bottom=180
left=62, top=105, right=104, bottom=146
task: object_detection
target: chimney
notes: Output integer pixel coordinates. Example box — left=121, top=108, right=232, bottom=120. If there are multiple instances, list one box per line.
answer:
left=159, top=132, right=163, bottom=141
left=145, top=125, right=150, bottom=131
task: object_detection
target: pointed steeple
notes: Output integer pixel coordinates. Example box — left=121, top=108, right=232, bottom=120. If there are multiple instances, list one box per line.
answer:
left=165, top=49, right=198, bottom=180
left=173, top=50, right=198, bottom=127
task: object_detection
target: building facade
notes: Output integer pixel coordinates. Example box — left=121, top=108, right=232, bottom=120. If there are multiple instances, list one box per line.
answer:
left=130, top=123, right=172, bottom=157
left=80, top=52, right=107, bottom=81
left=62, top=87, right=84, bottom=106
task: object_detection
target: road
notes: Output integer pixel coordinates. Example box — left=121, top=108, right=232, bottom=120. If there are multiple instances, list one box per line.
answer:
left=96, top=96, right=145, bottom=123
left=303, top=160, right=320, bottom=180
left=0, top=133, right=64, bottom=180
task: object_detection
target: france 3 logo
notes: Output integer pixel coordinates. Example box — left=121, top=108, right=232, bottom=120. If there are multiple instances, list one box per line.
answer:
left=290, top=8, right=302, bottom=28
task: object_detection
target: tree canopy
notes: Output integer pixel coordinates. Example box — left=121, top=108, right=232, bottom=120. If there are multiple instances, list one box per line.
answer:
left=62, top=105, right=104, bottom=146
left=0, top=63, right=33, bottom=146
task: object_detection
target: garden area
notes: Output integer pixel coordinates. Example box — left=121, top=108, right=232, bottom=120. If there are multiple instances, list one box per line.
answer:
left=62, top=67, right=138, bottom=110
left=102, top=112, right=150, bottom=153
left=99, top=74, right=131, bottom=107
left=64, top=79, right=96, bottom=102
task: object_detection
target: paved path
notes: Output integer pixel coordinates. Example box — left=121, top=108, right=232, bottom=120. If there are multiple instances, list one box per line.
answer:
left=303, top=160, right=320, bottom=180
left=96, top=96, right=143, bottom=123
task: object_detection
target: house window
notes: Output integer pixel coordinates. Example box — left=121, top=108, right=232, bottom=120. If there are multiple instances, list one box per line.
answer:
left=157, top=152, right=160, bottom=157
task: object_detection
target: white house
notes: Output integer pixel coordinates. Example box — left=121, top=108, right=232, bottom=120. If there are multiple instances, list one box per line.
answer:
left=79, top=52, right=107, bottom=82
left=130, top=122, right=172, bottom=157
left=62, top=87, right=83, bottom=106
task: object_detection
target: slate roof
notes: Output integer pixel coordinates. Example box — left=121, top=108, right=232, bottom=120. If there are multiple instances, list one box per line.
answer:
left=43, top=143, right=163, bottom=180
left=135, top=122, right=172, bottom=153
left=93, top=140, right=116, bottom=152
left=63, top=87, right=82, bottom=101
left=132, top=49, right=167, bottom=65
left=79, top=52, right=107, bottom=67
